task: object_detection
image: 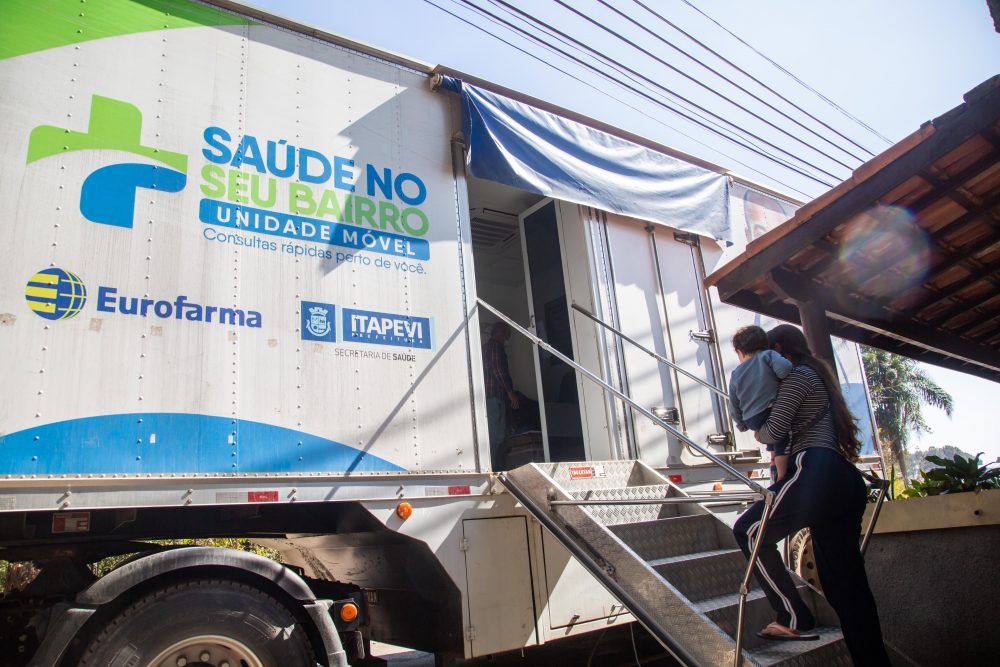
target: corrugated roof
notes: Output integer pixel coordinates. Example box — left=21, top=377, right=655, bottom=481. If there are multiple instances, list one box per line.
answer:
left=706, top=75, right=1000, bottom=383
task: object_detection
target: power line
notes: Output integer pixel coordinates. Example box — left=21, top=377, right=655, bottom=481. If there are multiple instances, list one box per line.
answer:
left=544, top=0, right=854, bottom=176
left=419, top=0, right=591, bottom=92
left=480, top=0, right=842, bottom=184
left=417, top=0, right=817, bottom=196
left=621, top=0, right=877, bottom=162
left=478, top=0, right=830, bottom=187
left=678, top=0, right=893, bottom=145
left=462, top=0, right=837, bottom=186
left=483, top=0, right=800, bottom=167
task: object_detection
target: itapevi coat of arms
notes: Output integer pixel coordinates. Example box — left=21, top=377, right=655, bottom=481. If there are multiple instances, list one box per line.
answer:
left=306, top=306, right=331, bottom=337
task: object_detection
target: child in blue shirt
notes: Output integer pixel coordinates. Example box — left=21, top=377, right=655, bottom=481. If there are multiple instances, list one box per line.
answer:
left=729, top=326, right=792, bottom=483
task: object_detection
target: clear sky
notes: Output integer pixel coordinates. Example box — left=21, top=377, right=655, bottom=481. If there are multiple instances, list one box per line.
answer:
left=248, top=0, right=1000, bottom=464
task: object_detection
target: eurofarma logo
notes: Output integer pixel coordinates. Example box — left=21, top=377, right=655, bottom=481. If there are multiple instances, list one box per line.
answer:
left=24, top=268, right=87, bottom=321
left=27, top=95, right=188, bottom=228
left=24, top=268, right=262, bottom=329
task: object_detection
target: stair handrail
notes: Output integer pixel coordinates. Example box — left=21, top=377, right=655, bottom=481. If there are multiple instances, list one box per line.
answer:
left=860, top=472, right=892, bottom=555
left=573, top=301, right=894, bottom=555
left=572, top=302, right=731, bottom=400
left=479, top=298, right=773, bottom=666
left=491, top=299, right=896, bottom=664
left=480, top=298, right=763, bottom=493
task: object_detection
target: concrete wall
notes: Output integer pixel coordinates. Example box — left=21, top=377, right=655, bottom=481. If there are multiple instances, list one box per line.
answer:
left=864, top=491, right=1000, bottom=666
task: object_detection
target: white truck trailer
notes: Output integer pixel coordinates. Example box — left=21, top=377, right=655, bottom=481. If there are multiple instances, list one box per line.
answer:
left=0, top=2, right=880, bottom=666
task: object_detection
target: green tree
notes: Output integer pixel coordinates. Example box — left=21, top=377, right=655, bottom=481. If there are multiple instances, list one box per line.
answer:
left=862, top=347, right=954, bottom=483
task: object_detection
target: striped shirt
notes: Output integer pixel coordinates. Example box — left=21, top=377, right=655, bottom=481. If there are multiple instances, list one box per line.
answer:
left=757, top=365, right=839, bottom=456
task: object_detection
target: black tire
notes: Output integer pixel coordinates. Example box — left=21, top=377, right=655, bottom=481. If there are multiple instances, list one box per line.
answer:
left=79, top=578, right=316, bottom=667
left=788, top=528, right=822, bottom=592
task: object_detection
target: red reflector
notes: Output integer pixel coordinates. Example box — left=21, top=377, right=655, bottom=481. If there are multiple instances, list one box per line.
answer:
left=248, top=491, right=279, bottom=502
left=52, top=512, right=90, bottom=534
left=667, top=474, right=683, bottom=484
left=447, top=485, right=471, bottom=495
left=569, top=466, right=594, bottom=479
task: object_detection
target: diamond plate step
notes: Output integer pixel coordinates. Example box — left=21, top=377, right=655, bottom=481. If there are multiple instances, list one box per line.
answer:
left=571, top=484, right=687, bottom=525
left=609, top=514, right=739, bottom=560
left=535, top=460, right=664, bottom=492
left=693, top=588, right=768, bottom=615
left=709, top=593, right=797, bottom=650
left=502, top=461, right=845, bottom=667
left=653, top=548, right=760, bottom=602
left=747, top=630, right=851, bottom=667
left=701, top=587, right=843, bottom=652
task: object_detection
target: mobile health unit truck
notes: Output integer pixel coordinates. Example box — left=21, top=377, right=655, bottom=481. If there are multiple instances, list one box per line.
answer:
left=0, top=2, right=878, bottom=665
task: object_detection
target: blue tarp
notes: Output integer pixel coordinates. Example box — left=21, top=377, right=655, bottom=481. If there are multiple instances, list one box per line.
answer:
left=440, top=77, right=731, bottom=243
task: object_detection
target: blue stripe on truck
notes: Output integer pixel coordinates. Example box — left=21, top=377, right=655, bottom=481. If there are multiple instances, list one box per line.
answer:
left=0, top=413, right=404, bottom=475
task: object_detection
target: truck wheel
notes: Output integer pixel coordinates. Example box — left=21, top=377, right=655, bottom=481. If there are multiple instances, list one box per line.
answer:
left=79, top=578, right=315, bottom=667
left=788, top=528, right=822, bottom=592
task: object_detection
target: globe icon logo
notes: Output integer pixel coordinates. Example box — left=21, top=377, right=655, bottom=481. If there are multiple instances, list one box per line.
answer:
left=25, top=268, right=87, bottom=320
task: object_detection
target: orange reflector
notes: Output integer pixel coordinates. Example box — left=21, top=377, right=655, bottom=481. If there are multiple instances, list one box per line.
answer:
left=339, top=602, right=359, bottom=623
left=712, top=483, right=724, bottom=491
left=396, top=502, right=413, bottom=520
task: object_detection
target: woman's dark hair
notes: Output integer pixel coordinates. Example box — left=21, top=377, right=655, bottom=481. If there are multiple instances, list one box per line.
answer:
left=767, top=324, right=861, bottom=461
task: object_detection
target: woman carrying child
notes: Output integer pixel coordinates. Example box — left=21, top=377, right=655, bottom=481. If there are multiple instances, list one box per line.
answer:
left=732, top=324, right=889, bottom=666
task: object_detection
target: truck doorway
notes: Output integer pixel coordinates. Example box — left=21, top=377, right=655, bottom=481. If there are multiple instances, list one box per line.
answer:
left=468, top=182, right=588, bottom=469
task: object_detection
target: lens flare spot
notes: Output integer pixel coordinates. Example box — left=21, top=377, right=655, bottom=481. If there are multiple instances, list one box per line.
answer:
left=837, top=206, right=930, bottom=308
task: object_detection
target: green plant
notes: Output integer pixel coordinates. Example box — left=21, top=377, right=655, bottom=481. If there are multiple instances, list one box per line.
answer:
left=862, top=347, right=954, bottom=483
left=901, top=452, right=1000, bottom=498
left=2, top=539, right=280, bottom=590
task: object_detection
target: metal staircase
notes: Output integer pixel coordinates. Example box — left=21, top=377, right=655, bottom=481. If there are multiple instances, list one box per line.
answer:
left=502, top=460, right=852, bottom=666
left=477, top=297, right=890, bottom=666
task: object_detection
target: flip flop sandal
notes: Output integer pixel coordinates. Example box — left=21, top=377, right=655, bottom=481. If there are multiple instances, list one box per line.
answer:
left=756, top=622, right=820, bottom=641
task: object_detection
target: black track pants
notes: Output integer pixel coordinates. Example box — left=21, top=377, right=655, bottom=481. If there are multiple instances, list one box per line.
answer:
left=733, top=447, right=890, bottom=666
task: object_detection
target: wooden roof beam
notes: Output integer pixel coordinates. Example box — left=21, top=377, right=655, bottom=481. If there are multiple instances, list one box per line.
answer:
left=911, top=149, right=1000, bottom=212
left=712, top=83, right=1000, bottom=301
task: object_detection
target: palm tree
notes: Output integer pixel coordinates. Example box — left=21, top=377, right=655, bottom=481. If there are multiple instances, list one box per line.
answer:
left=862, top=347, right=954, bottom=483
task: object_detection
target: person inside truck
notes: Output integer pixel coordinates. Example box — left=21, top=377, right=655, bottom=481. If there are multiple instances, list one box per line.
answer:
left=733, top=324, right=890, bottom=666
left=483, top=321, right=520, bottom=468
